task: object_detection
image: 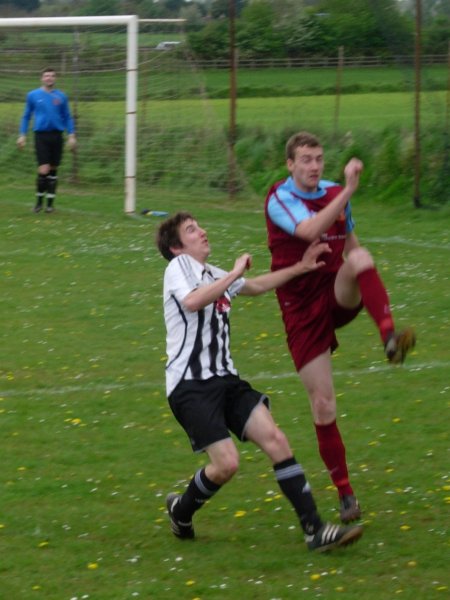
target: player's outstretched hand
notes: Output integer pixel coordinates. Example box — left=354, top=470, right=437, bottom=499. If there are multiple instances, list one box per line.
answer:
left=300, top=239, right=331, bottom=272
left=17, top=135, right=26, bottom=150
left=233, top=253, right=252, bottom=277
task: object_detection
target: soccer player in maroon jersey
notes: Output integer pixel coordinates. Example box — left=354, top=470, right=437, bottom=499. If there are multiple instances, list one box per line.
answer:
left=265, top=131, right=416, bottom=523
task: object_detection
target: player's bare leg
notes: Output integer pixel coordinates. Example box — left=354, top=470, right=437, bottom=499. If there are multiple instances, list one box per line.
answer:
left=299, top=352, right=361, bottom=523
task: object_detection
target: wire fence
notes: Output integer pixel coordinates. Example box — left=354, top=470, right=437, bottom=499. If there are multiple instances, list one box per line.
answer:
left=193, top=54, right=448, bottom=69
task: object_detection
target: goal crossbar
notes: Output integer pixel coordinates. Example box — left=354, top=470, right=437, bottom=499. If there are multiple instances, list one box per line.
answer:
left=0, top=16, right=139, bottom=212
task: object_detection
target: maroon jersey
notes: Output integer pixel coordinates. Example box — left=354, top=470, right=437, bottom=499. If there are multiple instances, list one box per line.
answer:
left=265, top=179, right=348, bottom=304
left=264, top=179, right=361, bottom=370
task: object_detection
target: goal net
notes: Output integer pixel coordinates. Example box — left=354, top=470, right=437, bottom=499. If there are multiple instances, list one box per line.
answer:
left=0, top=16, right=234, bottom=213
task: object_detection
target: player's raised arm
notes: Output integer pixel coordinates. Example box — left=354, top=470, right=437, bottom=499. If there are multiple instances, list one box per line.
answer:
left=295, top=159, right=363, bottom=242
left=241, top=240, right=330, bottom=296
left=182, top=253, right=251, bottom=312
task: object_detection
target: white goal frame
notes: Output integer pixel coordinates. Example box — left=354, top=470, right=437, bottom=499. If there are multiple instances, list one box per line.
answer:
left=0, top=15, right=183, bottom=213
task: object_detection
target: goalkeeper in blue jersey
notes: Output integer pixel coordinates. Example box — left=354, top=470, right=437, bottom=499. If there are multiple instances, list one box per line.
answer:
left=17, top=68, right=77, bottom=213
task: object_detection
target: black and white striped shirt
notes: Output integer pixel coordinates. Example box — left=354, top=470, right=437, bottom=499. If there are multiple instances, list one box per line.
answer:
left=163, top=253, right=245, bottom=397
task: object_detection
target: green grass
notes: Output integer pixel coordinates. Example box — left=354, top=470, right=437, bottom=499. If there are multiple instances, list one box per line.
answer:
left=1, top=183, right=449, bottom=599
left=2, top=90, right=446, bottom=201
left=0, top=63, right=447, bottom=102
left=206, top=64, right=448, bottom=97
left=0, top=30, right=185, bottom=49
left=2, top=90, right=446, bottom=131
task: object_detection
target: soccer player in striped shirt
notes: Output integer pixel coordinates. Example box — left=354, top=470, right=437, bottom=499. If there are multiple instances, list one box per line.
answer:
left=265, top=131, right=416, bottom=523
left=156, top=212, right=363, bottom=552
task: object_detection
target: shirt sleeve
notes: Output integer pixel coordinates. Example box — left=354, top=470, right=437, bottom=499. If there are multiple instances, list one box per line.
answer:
left=207, top=264, right=245, bottom=298
left=19, top=92, right=33, bottom=135
left=61, top=93, right=75, bottom=134
left=165, top=255, right=201, bottom=303
left=267, top=190, right=313, bottom=235
left=228, top=277, right=245, bottom=297
left=345, top=202, right=355, bottom=233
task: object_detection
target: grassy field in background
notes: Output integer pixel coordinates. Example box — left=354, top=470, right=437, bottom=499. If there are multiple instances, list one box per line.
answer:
left=1, top=89, right=446, bottom=199
left=203, top=64, right=447, bottom=95
left=0, top=63, right=447, bottom=102
left=0, top=31, right=184, bottom=49
left=1, top=90, right=446, bottom=132
left=1, top=184, right=449, bottom=599
left=1, top=62, right=446, bottom=198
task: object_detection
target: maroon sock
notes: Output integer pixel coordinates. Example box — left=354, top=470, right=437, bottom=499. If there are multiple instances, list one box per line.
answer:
left=315, top=420, right=353, bottom=497
left=357, top=267, right=395, bottom=343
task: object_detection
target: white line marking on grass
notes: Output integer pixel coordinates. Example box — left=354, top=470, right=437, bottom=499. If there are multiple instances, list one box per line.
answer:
left=1, top=361, right=448, bottom=398
left=0, top=246, right=149, bottom=258
left=251, top=360, right=450, bottom=382
left=365, top=237, right=450, bottom=251
left=2, top=234, right=447, bottom=259
left=0, top=380, right=162, bottom=398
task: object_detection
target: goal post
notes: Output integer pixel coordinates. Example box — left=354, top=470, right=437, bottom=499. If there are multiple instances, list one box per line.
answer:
left=0, top=16, right=232, bottom=215
left=0, top=15, right=139, bottom=213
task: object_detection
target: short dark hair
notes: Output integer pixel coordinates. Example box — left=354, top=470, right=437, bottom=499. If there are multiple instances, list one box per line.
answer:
left=41, top=67, right=56, bottom=75
left=156, top=212, right=194, bottom=261
left=286, top=131, right=321, bottom=161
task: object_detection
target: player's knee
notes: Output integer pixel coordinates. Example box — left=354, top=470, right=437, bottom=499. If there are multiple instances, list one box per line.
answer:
left=268, top=426, right=290, bottom=454
left=312, top=394, right=336, bottom=423
left=256, top=426, right=292, bottom=462
left=216, top=452, right=240, bottom=482
left=346, top=246, right=374, bottom=273
left=217, top=463, right=239, bottom=483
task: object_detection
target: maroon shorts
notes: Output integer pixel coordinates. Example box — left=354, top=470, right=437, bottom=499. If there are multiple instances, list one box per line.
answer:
left=279, top=284, right=363, bottom=371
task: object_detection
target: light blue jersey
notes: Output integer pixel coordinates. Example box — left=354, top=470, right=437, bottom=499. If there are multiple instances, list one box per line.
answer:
left=267, top=176, right=354, bottom=235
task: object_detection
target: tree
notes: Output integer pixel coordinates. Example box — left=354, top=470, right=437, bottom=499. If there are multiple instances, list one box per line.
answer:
left=80, top=0, right=120, bottom=16
left=237, top=0, right=284, bottom=59
left=315, top=0, right=413, bottom=56
left=134, top=0, right=166, bottom=18
left=187, top=18, right=229, bottom=60
left=180, top=2, right=205, bottom=31
left=0, top=0, right=39, bottom=11
left=164, top=0, right=186, bottom=16
left=280, top=13, right=334, bottom=57
left=398, top=0, right=450, bottom=22
left=424, top=16, right=450, bottom=54
left=210, top=0, right=247, bottom=20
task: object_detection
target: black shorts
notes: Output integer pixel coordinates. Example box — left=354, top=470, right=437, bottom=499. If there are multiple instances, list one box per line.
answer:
left=34, top=131, right=64, bottom=167
left=168, top=375, right=270, bottom=453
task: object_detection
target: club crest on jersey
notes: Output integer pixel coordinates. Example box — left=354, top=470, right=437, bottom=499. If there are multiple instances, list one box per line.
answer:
left=215, top=295, right=231, bottom=314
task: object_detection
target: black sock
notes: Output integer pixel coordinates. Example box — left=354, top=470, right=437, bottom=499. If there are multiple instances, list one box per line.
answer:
left=174, top=468, right=221, bottom=522
left=46, top=170, right=58, bottom=207
left=36, top=174, right=47, bottom=206
left=274, top=457, right=323, bottom=535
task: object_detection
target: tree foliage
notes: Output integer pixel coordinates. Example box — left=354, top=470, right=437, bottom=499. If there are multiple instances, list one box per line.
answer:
left=423, top=15, right=450, bottom=53
left=1, top=0, right=448, bottom=60
left=237, top=1, right=284, bottom=58
left=280, top=13, right=334, bottom=57
left=187, top=0, right=419, bottom=60
left=81, top=0, right=120, bottom=17
left=188, top=18, right=230, bottom=60
left=0, top=0, right=39, bottom=12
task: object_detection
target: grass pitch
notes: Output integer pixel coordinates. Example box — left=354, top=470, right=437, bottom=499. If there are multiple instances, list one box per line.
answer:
left=1, top=184, right=449, bottom=599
